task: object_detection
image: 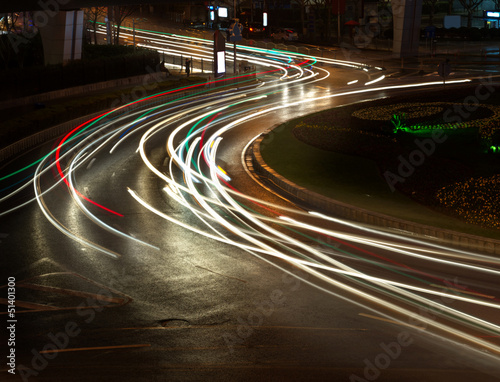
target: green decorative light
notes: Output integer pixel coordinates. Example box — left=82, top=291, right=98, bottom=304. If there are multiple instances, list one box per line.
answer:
left=391, top=113, right=408, bottom=133
left=390, top=112, right=453, bottom=134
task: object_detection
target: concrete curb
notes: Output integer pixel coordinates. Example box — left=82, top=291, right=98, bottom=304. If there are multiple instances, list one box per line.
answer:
left=250, top=130, right=500, bottom=256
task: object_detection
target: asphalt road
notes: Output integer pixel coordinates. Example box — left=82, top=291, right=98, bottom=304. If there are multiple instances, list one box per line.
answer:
left=1, top=28, right=500, bottom=382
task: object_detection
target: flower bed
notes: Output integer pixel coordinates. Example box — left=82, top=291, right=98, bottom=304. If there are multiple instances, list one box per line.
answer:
left=436, top=175, right=500, bottom=229
left=351, top=102, right=498, bottom=138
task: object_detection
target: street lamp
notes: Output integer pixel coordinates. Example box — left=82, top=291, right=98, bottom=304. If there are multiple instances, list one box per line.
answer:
left=337, top=0, right=341, bottom=44
left=132, top=18, right=147, bottom=49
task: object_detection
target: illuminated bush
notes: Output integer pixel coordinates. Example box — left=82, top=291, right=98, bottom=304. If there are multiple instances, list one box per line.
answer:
left=436, top=175, right=500, bottom=228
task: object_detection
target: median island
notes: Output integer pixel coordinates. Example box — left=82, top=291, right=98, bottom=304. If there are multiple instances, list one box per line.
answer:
left=259, top=85, right=500, bottom=240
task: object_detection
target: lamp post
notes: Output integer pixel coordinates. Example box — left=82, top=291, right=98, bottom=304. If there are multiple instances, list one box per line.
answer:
left=337, top=0, right=341, bottom=45
left=234, top=0, right=237, bottom=74
left=132, top=18, right=147, bottom=50
left=133, top=18, right=136, bottom=48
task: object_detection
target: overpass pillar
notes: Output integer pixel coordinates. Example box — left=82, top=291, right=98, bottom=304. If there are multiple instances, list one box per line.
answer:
left=38, top=9, right=84, bottom=65
left=391, top=0, right=422, bottom=58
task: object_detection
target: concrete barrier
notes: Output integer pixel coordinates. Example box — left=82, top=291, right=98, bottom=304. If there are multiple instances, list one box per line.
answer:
left=256, top=41, right=267, bottom=49
left=321, top=49, right=338, bottom=60
left=0, top=112, right=103, bottom=163
left=275, top=44, right=288, bottom=51
left=297, top=47, right=310, bottom=56
left=0, top=73, right=162, bottom=111
left=266, top=42, right=276, bottom=50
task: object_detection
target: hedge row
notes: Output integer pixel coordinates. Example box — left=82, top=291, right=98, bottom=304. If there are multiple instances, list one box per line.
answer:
left=1, top=45, right=160, bottom=101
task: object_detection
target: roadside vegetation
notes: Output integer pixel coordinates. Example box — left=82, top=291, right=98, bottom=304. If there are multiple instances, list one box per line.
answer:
left=0, top=43, right=161, bottom=102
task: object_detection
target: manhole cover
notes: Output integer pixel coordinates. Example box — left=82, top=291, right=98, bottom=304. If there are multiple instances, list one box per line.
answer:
left=160, top=319, right=190, bottom=327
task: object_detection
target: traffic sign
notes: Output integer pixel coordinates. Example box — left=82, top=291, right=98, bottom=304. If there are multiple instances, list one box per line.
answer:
left=230, top=21, right=243, bottom=42
left=438, top=60, right=451, bottom=78
left=424, top=25, right=435, bottom=39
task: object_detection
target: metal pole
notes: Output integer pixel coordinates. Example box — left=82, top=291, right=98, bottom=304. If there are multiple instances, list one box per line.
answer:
left=133, top=19, right=136, bottom=49
left=234, top=0, right=237, bottom=75
left=337, top=0, right=341, bottom=45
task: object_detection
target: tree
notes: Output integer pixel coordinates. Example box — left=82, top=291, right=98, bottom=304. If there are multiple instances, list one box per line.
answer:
left=0, top=12, right=20, bottom=33
left=291, top=0, right=309, bottom=37
left=457, top=0, right=483, bottom=27
left=0, top=12, right=38, bottom=69
left=300, top=0, right=333, bottom=41
left=423, top=0, right=439, bottom=26
left=108, top=5, right=138, bottom=45
left=84, top=7, right=106, bottom=44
